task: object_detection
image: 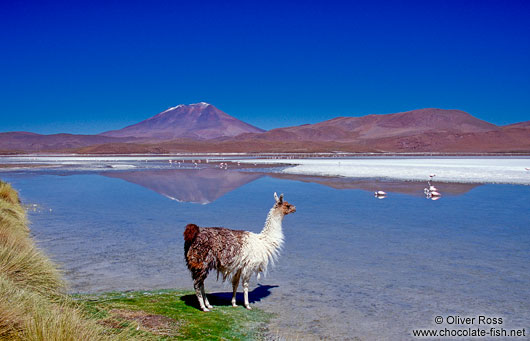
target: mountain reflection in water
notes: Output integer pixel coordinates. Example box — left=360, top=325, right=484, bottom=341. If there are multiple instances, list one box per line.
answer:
left=102, top=168, right=263, bottom=204
left=102, top=167, right=481, bottom=204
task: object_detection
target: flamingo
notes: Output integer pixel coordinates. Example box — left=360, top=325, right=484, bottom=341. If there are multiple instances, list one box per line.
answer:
left=374, top=190, right=387, bottom=199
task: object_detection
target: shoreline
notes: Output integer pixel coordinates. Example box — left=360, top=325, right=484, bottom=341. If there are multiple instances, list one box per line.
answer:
left=2, top=151, right=530, bottom=157
left=2, top=155, right=529, bottom=185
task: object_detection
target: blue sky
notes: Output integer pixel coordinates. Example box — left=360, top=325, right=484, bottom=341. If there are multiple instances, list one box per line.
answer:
left=1, top=0, right=529, bottom=134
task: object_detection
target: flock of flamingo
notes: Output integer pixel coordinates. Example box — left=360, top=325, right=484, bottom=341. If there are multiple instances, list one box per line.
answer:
left=375, top=174, right=442, bottom=200
left=375, top=167, right=529, bottom=200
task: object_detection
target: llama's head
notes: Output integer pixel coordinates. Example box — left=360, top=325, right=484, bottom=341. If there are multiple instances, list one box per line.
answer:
left=273, top=192, right=296, bottom=215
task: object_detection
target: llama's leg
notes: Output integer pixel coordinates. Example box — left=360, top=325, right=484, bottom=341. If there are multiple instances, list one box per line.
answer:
left=194, top=284, right=210, bottom=311
left=243, top=277, right=252, bottom=310
left=201, top=283, right=213, bottom=310
left=193, top=269, right=211, bottom=312
left=231, top=270, right=242, bottom=307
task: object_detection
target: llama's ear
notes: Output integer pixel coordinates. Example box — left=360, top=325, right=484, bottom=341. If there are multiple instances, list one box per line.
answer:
left=279, top=193, right=284, bottom=202
left=274, top=192, right=279, bottom=202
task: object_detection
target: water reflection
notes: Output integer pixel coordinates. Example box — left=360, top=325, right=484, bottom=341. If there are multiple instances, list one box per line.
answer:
left=100, top=168, right=482, bottom=204
left=102, top=168, right=263, bottom=204
left=267, top=173, right=481, bottom=197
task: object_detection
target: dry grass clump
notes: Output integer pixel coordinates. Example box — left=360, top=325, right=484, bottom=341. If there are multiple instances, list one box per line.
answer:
left=0, top=236, right=65, bottom=296
left=0, top=275, right=113, bottom=341
left=0, top=180, right=126, bottom=340
left=0, top=181, right=21, bottom=205
left=0, top=181, right=64, bottom=297
left=0, top=275, right=27, bottom=339
left=0, top=193, right=29, bottom=239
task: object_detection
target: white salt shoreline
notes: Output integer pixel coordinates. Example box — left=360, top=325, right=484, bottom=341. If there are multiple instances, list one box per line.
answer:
left=235, top=158, right=530, bottom=185
left=1, top=155, right=529, bottom=185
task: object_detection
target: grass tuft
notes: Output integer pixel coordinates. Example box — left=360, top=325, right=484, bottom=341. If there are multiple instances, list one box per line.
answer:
left=0, top=275, right=116, bottom=341
left=0, top=182, right=21, bottom=205
left=0, top=236, right=65, bottom=296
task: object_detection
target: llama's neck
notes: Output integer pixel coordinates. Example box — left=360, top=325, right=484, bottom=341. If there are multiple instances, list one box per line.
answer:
left=239, top=206, right=284, bottom=276
left=259, top=207, right=284, bottom=244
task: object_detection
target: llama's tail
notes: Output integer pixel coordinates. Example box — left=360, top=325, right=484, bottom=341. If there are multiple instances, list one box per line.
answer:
left=184, top=223, right=200, bottom=255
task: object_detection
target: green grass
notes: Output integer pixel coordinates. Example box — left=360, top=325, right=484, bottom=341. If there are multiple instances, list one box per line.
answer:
left=74, top=289, right=274, bottom=340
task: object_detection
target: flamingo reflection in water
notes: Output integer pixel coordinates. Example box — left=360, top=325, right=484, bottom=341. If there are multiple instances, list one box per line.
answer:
left=424, top=174, right=441, bottom=200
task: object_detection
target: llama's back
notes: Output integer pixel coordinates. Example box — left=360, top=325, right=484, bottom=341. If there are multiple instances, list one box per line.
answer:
left=184, top=225, right=249, bottom=277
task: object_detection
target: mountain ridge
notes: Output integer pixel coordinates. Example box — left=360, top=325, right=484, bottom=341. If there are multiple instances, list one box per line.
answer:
left=0, top=105, right=528, bottom=154
left=233, top=108, right=500, bottom=142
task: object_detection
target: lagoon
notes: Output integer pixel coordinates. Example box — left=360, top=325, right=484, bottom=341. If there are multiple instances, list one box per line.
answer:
left=1, top=156, right=529, bottom=340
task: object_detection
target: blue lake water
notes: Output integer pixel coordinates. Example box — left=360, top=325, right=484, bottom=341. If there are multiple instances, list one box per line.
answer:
left=1, top=163, right=529, bottom=340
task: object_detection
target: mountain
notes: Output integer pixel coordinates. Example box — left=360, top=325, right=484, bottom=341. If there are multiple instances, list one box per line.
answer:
left=503, top=121, right=530, bottom=129
left=100, top=102, right=264, bottom=140
left=235, top=108, right=499, bottom=142
left=222, top=108, right=530, bottom=153
left=0, top=132, right=136, bottom=153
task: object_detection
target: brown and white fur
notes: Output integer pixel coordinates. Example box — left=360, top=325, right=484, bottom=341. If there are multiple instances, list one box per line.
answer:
left=184, top=192, right=296, bottom=311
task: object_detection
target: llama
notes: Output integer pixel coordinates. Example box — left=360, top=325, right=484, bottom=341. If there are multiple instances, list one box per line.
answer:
left=183, top=192, right=296, bottom=311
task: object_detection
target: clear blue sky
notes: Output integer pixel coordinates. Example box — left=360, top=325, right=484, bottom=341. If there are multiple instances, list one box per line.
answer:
left=1, top=0, right=529, bottom=134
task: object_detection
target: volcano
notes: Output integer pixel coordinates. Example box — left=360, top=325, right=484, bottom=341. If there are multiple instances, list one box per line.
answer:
left=100, top=102, right=264, bottom=140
